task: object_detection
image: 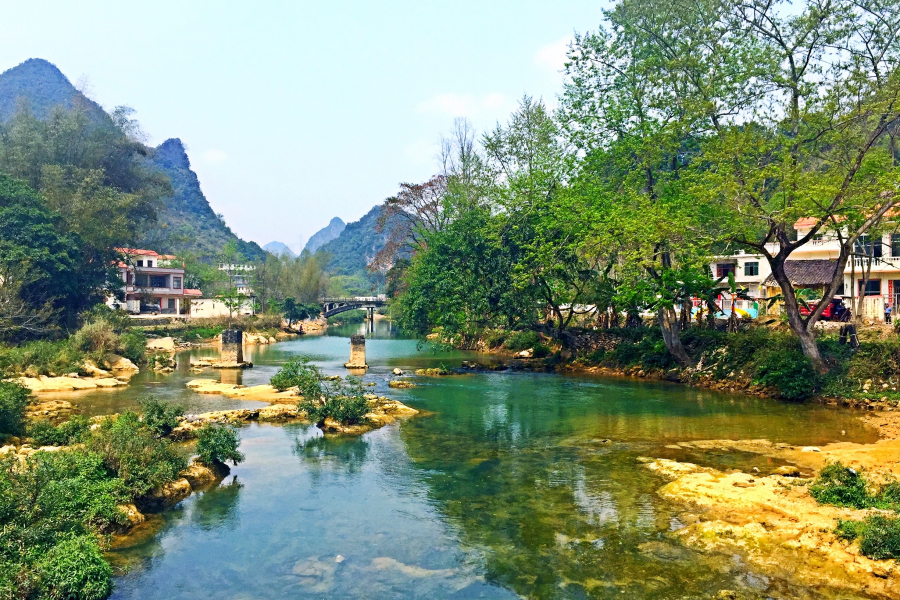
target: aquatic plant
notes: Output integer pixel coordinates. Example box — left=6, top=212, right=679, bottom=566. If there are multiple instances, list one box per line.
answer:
left=298, top=376, right=369, bottom=426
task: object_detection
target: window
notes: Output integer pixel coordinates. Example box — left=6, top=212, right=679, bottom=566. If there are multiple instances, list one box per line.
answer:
left=173, top=276, right=182, bottom=289
left=168, top=299, right=176, bottom=309
left=134, top=274, right=149, bottom=287
left=136, top=260, right=143, bottom=267
left=716, top=263, right=736, bottom=278
left=892, top=234, right=900, bottom=258
left=859, top=279, right=882, bottom=296
left=147, top=260, right=153, bottom=267
left=854, top=235, right=883, bottom=258
left=150, top=275, right=167, bottom=288
left=744, top=262, right=759, bottom=276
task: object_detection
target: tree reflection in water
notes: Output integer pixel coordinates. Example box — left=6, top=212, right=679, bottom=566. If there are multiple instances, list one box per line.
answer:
left=191, top=477, right=243, bottom=531
left=291, top=427, right=370, bottom=483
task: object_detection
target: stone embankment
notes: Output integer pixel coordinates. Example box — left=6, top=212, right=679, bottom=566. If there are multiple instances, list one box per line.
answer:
left=639, top=410, right=900, bottom=597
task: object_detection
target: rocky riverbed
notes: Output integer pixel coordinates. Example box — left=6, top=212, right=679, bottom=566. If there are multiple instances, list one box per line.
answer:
left=638, top=410, right=900, bottom=597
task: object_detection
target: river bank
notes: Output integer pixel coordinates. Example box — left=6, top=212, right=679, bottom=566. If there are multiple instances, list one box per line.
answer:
left=634, top=407, right=900, bottom=597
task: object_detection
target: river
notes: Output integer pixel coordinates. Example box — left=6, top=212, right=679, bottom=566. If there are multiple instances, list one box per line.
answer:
left=55, top=322, right=877, bottom=599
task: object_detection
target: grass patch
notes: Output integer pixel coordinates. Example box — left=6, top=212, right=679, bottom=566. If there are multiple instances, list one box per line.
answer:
left=836, top=515, right=900, bottom=560
left=298, top=376, right=370, bottom=426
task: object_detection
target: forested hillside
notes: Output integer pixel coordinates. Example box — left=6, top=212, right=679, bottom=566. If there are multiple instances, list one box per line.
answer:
left=142, top=139, right=264, bottom=261
left=304, top=217, right=345, bottom=253
left=315, top=207, right=388, bottom=285
left=0, top=58, right=262, bottom=262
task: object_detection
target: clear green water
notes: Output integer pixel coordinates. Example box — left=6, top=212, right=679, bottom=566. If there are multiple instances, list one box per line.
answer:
left=93, top=322, right=876, bottom=599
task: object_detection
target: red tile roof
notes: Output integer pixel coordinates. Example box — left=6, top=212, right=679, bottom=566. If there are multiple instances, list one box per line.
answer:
left=183, top=289, right=203, bottom=296
left=115, top=248, right=160, bottom=257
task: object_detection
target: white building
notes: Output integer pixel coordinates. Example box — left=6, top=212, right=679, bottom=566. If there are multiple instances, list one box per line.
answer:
left=711, top=219, right=899, bottom=321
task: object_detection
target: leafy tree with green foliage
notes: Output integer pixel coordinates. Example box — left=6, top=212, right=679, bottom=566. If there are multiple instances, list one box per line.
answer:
left=270, top=356, right=325, bottom=396
left=298, top=376, right=370, bottom=427
left=196, top=424, right=244, bottom=467
left=138, top=397, right=184, bottom=438
left=28, top=414, right=91, bottom=446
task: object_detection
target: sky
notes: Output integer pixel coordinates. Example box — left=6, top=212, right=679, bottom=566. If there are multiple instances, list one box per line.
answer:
left=0, top=1, right=608, bottom=251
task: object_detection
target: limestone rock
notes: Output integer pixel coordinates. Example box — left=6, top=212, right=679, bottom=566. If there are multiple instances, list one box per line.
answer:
left=389, top=379, right=416, bottom=389
left=392, top=368, right=403, bottom=375
left=516, top=348, right=534, bottom=358
left=146, top=337, right=176, bottom=351
left=140, top=478, right=192, bottom=511
left=117, top=503, right=145, bottom=528
left=106, top=354, right=139, bottom=372
left=180, top=460, right=228, bottom=489
left=774, top=465, right=801, bottom=477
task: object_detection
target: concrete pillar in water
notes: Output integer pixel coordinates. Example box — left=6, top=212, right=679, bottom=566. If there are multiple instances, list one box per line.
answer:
left=221, top=329, right=244, bottom=364
left=344, top=334, right=368, bottom=369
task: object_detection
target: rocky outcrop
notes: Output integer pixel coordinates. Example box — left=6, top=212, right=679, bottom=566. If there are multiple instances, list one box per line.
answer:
left=643, top=457, right=899, bottom=596
left=388, top=379, right=416, bottom=389
left=185, top=380, right=295, bottom=401
left=180, top=459, right=229, bottom=489
left=138, top=477, right=192, bottom=511
left=16, top=376, right=127, bottom=393
left=145, top=337, right=176, bottom=351
left=23, top=399, right=73, bottom=420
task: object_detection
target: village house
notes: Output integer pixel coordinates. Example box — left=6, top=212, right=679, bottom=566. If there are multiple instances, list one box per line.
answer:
left=710, top=219, right=900, bottom=322
left=109, top=249, right=202, bottom=316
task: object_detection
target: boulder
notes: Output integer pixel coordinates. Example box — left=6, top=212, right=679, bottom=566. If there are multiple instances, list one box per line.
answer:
left=140, top=478, right=192, bottom=511
left=516, top=348, right=534, bottom=358
left=82, top=361, right=110, bottom=377
left=392, top=368, right=403, bottom=375
left=180, top=460, right=227, bottom=489
left=116, top=503, right=146, bottom=529
left=105, top=354, right=139, bottom=372
left=146, top=337, right=176, bottom=351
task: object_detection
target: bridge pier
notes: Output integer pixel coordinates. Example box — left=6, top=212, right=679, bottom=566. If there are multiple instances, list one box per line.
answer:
left=344, top=334, right=368, bottom=369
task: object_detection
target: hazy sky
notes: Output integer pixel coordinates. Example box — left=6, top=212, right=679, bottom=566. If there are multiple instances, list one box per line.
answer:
left=1, top=1, right=607, bottom=250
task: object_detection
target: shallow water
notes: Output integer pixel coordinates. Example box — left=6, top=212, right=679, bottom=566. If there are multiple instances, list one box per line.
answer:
left=100, top=322, right=877, bottom=599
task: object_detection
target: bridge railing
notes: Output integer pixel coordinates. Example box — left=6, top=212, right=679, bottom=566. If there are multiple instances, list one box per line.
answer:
left=321, top=296, right=386, bottom=303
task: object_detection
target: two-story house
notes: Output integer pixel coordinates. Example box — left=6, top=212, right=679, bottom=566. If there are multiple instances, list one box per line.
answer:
left=110, top=249, right=202, bottom=315
left=710, top=219, right=900, bottom=321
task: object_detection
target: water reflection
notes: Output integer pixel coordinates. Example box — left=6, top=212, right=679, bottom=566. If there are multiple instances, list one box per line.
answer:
left=190, top=477, right=243, bottom=531
left=292, top=428, right=370, bottom=478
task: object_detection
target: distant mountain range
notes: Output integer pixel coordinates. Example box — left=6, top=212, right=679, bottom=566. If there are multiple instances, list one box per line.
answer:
left=263, top=241, right=296, bottom=258
left=316, top=207, right=393, bottom=279
left=304, top=217, right=345, bottom=253
left=0, top=58, right=264, bottom=262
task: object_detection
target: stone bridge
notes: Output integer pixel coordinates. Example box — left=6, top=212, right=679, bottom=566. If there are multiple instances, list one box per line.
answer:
left=321, top=296, right=387, bottom=320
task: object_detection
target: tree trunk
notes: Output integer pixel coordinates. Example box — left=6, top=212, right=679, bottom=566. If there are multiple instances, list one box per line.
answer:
left=769, top=259, right=826, bottom=372
left=658, top=306, right=695, bottom=367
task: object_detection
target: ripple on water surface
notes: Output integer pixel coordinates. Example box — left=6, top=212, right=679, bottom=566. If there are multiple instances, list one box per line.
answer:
left=105, top=326, right=875, bottom=599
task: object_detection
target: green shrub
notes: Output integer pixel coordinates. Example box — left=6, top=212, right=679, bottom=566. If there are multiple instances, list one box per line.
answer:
left=270, top=356, right=325, bottom=396
left=0, top=380, right=29, bottom=438
left=836, top=515, right=900, bottom=560
left=71, top=319, right=120, bottom=355
left=503, top=330, right=540, bottom=352
left=35, top=535, right=113, bottom=600
left=196, top=424, right=244, bottom=467
left=28, top=415, right=91, bottom=446
left=0, top=339, right=84, bottom=377
left=138, top=397, right=184, bottom=437
left=119, top=330, right=147, bottom=362
left=87, top=411, right=187, bottom=497
left=809, top=462, right=872, bottom=508
left=753, top=348, right=821, bottom=400
left=299, top=377, right=370, bottom=426
left=28, top=450, right=127, bottom=531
